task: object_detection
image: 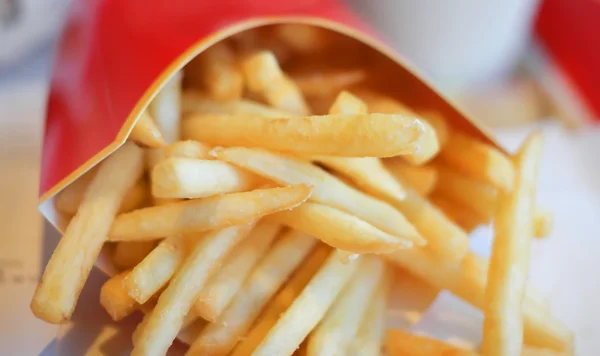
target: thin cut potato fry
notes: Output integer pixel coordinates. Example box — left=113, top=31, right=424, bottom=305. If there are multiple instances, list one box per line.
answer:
left=482, top=132, right=543, bottom=356
left=252, top=250, right=361, bottom=356
left=212, top=147, right=423, bottom=246
left=291, top=69, right=366, bottom=98
left=100, top=270, right=139, bottom=321
left=187, top=230, right=317, bottom=356
left=307, top=256, right=386, bottom=356
left=430, top=194, right=485, bottom=233
left=112, top=241, right=156, bottom=270
left=347, top=266, right=391, bottom=356
left=149, top=72, right=182, bottom=144
left=183, top=113, right=426, bottom=157
left=194, top=221, right=282, bottom=322
left=31, top=142, right=144, bottom=324
left=534, top=208, right=554, bottom=238
left=186, top=42, right=243, bottom=100
left=181, top=91, right=295, bottom=118
left=230, top=244, right=331, bottom=356
left=386, top=329, right=478, bottom=356
left=164, top=140, right=211, bottom=160
left=131, top=224, right=254, bottom=356
left=151, top=157, right=260, bottom=199
left=440, top=132, right=516, bottom=191
left=384, top=159, right=438, bottom=196
left=241, top=51, right=310, bottom=115
left=129, top=111, right=166, bottom=148
left=275, top=24, right=330, bottom=53
left=271, top=202, right=411, bottom=253
left=109, top=184, right=311, bottom=241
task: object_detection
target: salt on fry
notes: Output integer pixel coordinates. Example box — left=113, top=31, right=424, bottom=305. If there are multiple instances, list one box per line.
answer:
left=129, top=111, right=166, bottom=148
left=131, top=224, right=254, bottom=356
left=440, top=132, right=516, bottom=191
left=149, top=71, right=182, bottom=144
left=251, top=250, right=361, bottom=356
left=100, top=270, right=139, bottom=321
left=307, top=256, right=386, bottom=356
left=230, top=244, right=331, bottom=356
left=112, top=241, right=156, bottom=270
left=386, top=329, right=478, bottom=356
left=181, top=91, right=295, bottom=118
left=241, top=50, right=310, bottom=115
left=482, top=132, right=543, bottom=356
left=151, top=157, right=260, bottom=199
left=183, top=113, right=426, bottom=157
left=384, top=159, right=438, bottom=196
left=109, top=184, right=311, bottom=241
left=31, top=142, right=144, bottom=324
left=212, top=147, right=423, bottom=246
left=187, top=230, right=317, bottom=355
left=193, top=221, right=282, bottom=322
left=164, top=140, right=211, bottom=160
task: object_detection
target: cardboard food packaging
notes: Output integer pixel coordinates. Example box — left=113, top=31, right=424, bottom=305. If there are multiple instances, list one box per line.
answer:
left=37, top=0, right=503, bottom=340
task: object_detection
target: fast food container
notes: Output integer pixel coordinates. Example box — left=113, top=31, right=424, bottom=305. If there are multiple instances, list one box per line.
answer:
left=37, top=0, right=503, bottom=344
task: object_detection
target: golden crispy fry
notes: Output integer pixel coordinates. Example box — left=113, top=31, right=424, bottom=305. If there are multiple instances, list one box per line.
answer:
left=482, top=132, right=543, bottom=356
left=131, top=224, right=254, bottom=356
left=109, top=185, right=311, bottom=241
left=252, top=250, right=361, bottom=356
left=31, top=142, right=144, bottom=324
left=328, top=90, right=368, bottom=114
left=129, top=111, right=166, bottom=148
left=185, top=42, right=243, bottom=100
left=271, top=202, right=410, bottom=253
left=241, top=51, right=310, bottom=115
left=183, top=113, right=426, bottom=157
left=187, top=230, right=317, bottom=355
left=347, top=266, right=391, bottom=356
left=181, top=91, right=295, bottom=118
left=386, top=329, right=478, bottom=356
left=275, top=24, right=330, bottom=53
left=440, top=132, right=516, bottom=191
left=230, top=244, right=331, bottom=356
left=149, top=72, right=182, bottom=144
left=534, top=208, right=554, bottom=238
left=291, top=69, right=366, bottom=98
left=100, top=270, right=139, bottom=321
left=193, top=221, right=281, bottom=322
left=151, top=157, right=260, bottom=199
left=384, top=159, right=438, bottom=196
left=429, top=194, right=485, bottom=233
left=308, top=256, right=386, bottom=356
left=213, top=147, right=423, bottom=246
left=163, top=140, right=211, bottom=160
left=112, top=241, right=157, bottom=270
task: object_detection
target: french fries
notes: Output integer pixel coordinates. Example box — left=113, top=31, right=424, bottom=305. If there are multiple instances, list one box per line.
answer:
left=112, top=241, right=156, bottom=270
left=384, top=159, right=438, bottom=196
left=430, top=194, right=485, bottom=233
left=108, top=185, right=311, bottom=241
left=182, top=92, right=295, bottom=118
left=183, top=113, right=427, bottom=157
left=291, top=69, right=366, bottom=98
left=129, top=111, right=166, bottom=148
left=187, top=230, right=317, bottom=355
left=212, top=147, right=424, bottom=247
left=163, top=140, right=211, bottom=160
left=386, top=329, right=478, bottom=356
left=251, top=250, right=361, bottom=356
left=100, top=270, right=139, bottom=321
left=132, top=224, right=254, bottom=355
left=482, top=132, right=542, bottom=356
left=149, top=72, right=182, bottom=144
left=32, top=142, right=144, bottom=323
left=193, top=221, right=281, bottom=321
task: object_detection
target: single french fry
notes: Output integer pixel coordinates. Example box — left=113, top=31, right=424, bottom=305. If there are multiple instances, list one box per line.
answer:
left=386, top=329, right=478, bottom=356
left=327, top=90, right=368, bottom=114
left=307, top=256, right=386, bottom=356
left=129, top=111, right=166, bottom=148
left=187, top=230, right=317, bottom=355
left=183, top=113, right=426, bottom=157
left=230, top=244, right=331, bottom=356
left=251, top=250, right=361, bottom=356
left=534, top=208, right=554, bottom=238
left=31, top=142, right=144, bottom=324
left=164, top=140, right=211, bottom=160
left=212, top=147, right=423, bottom=246
left=109, top=185, right=311, bottom=241
left=482, top=132, right=543, bottom=356
left=420, top=110, right=450, bottom=147
left=275, top=24, right=330, bottom=53
left=100, top=270, right=139, bottom=321
left=131, top=224, right=254, bottom=356
left=181, top=91, right=295, bottom=118
left=241, top=50, right=310, bottom=115
left=440, top=132, right=516, bottom=191
left=185, top=42, right=243, bottom=100
left=149, top=71, right=182, bottom=144
left=384, top=159, right=438, bottom=196
left=193, top=221, right=282, bottom=322
left=271, top=202, right=411, bottom=253
left=347, top=266, right=391, bottom=356
left=291, top=69, right=366, bottom=98
left=151, top=157, right=260, bottom=199
left=112, top=241, right=157, bottom=270
left=430, top=194, right=485, bottom=233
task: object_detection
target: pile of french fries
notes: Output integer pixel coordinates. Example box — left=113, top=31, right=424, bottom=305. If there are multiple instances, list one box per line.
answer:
left=32, top=24, right=570, bottom=356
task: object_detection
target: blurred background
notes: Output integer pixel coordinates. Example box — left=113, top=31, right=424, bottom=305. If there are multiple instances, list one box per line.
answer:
left=0, top=0, right=598, bottom=354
